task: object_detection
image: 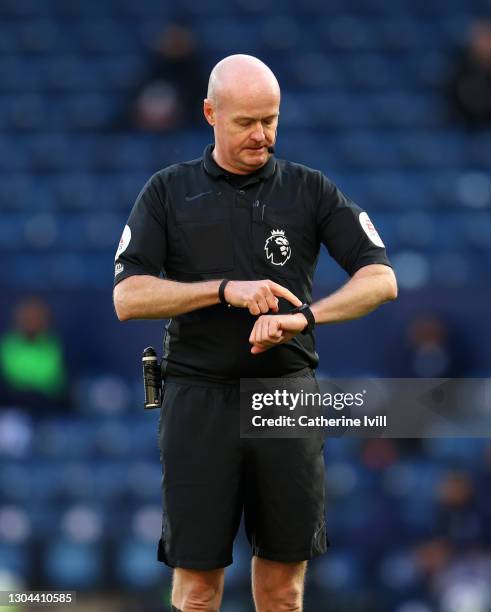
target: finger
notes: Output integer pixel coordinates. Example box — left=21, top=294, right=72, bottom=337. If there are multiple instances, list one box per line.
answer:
left=267, top=281, right=302, bottom=307
left=268, top=318, right=283, bottom=340
left=264, top=292, right=279, bottom=312
left=256, top=317, right=270, bottom=345
left=259, top=322, right=282, bottom=349
left=248, top=302, right=260, bottom=316
left=251, top=344, right=268, bottom=355
left=256, top=294, right=270, bottom=314
left=249, top=319, right=260, bottom=344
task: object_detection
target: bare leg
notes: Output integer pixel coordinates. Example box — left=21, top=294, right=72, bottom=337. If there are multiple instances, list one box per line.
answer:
left=251, top=556, right=307, bottom=612
left=171, top=567, right=225, bottom=611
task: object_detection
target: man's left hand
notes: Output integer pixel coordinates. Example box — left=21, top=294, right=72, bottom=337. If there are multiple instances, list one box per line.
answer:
left=249, top=313, right=307, bottom=354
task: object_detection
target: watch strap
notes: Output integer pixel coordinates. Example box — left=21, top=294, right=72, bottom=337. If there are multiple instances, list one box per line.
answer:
left=218, top=279, right=230, bottom=305
left=290, top=303, right=315, bottom=334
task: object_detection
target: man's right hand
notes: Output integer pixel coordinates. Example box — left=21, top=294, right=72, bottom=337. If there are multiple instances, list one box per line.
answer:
left=223, top=280, right=302, bottom=315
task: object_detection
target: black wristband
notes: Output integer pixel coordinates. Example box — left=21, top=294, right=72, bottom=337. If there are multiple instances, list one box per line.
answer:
left=290, top=303, right=316, bottom=334
left=218, top=279, right=230, bottom=305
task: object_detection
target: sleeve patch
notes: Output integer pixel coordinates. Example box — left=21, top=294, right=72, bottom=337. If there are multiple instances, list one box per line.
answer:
left=359, top=212, right=384, bottom=248
left=115, top=225, right=131, bottom=262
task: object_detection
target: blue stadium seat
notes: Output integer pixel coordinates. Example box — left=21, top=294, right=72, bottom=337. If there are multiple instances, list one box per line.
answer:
left=430, top=171, right=463, bottom=209
left=390, top=250, right=431, bottom=290
left=76, top=20, right=137, bottom=54
left=464, top=214, right=491, bottom=248
left=310, top=549, right=365, bottom=592
left=90, top=136, right=154, bottom=171
left=0, top=138, right=27, bottom=171
left=0, top=59, right=37, bottom=92
left=92, top=462, right=132, bottom=501
left=422, top=438, right=488, bottom=467
left=398, top=132, right=467, bottom=169
left=281, top=53, right=344, bottom=90
left=34, top=419, right=96, bottom=459
left=53, top=175, right=97, bottom=210
left=342, top=54, right=408, bottom=90
left=430, top=251, right=478, bottom=286
left=74, top=374, right=133, bottom=414
left=338, top=132, right=402, bottom=169
left=0, top=215, right=26, bottom=249
left=64, top=94, right=115, bottom=130
left=7, top=94, right=48, bottom=131
left=369, top=92, right=448, bottom=128
left=115, top=537, right=166, bottom=589
left=467, top=132, right=491, bottom=168
left=261, top=16, right=309, bottom=52
left=431, top=215, right=466, bottom=249
left=308, top=92, right=377, bottom=128
left=44, top=540, right=102, bottom=589
left=0, top=544, right=29, bottom=576
left=126, top=461, right=161, bottom=501
left=98, top=56, right=146, bottom=90
left=0, top=27, right=18, bottom=54
left=0, top=465, right=32, bottom=502
left=364, top=172, right=434, bottom=209
left=17, top=19, right=59, bottom=54
left=406, top=51, right=454, bottom=89
left=396, top=211, right=435, bottom=248
left=92, top=420, right=131, bottom=458
left=41, top=57, right=97, bottom=91
left=0, top=0, right=53, bottom=18
left=318, top=16, right=376, bottom=50
left=376, top=17, right=445, bottom=50
left=197, top=20, right=261, bottom=52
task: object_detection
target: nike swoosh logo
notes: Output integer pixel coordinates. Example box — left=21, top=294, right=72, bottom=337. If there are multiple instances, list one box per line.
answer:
left=185, top=191, right=213, bottom=201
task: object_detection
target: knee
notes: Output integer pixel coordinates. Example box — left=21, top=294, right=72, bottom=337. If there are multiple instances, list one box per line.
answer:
left=264, top=586, right=303, bottom=611
left=173, top=568, right=223, bottom=611
left=180, top=584, right=220, bottom=611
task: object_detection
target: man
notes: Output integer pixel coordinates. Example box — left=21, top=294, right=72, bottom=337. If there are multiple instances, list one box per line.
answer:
left=113, top=54, right=397, bottom=612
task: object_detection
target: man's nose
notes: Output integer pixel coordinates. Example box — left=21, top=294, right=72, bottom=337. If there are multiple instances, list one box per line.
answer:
left=250, top=124, right=265, bottom=142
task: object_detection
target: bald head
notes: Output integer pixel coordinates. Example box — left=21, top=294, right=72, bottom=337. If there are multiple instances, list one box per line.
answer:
left=203, top=55, right=280, bottom=174
left=207, top=54, right=280, bottom=108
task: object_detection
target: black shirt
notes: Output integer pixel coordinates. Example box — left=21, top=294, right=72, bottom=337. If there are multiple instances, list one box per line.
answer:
left=114, top=144, right=392, bottom=383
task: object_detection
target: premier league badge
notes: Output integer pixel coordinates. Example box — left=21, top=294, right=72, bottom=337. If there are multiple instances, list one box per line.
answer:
left=264, top=229, right=291, bottom=266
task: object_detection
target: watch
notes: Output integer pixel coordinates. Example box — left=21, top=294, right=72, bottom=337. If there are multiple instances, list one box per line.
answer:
left=290, top=303, right=316, bottom=334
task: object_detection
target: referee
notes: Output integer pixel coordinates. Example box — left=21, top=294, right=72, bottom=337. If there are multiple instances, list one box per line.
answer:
left=113, top=55, right=397, bottom=612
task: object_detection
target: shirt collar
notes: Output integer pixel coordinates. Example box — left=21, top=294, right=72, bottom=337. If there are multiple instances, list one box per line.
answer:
left=203, top=144, right=276, bottom=184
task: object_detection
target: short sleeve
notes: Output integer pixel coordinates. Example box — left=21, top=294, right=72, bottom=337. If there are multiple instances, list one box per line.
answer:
left=113, top=172, right=167, bottom=287
left=316, top=174, right=392, bottom=276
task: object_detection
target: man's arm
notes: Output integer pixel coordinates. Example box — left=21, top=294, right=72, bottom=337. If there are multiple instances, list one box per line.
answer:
left=310, top=263, right=397, bottom=325
left=248, top=264, right=397, bottom=354
left=113, top=275, right=302, bottom=321
left=113, top=275, right=222, bottom=320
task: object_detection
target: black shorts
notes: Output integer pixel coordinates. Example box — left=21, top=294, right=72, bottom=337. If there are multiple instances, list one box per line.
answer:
left=156, top=376, right=329, bottom=570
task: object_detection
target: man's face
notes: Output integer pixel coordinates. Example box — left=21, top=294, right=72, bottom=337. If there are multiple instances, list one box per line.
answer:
left=205, top=90, right=280, bottom=174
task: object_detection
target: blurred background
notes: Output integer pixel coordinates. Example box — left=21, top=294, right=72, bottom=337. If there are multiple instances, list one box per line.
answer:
left=0, top=0, right=490, bottom=610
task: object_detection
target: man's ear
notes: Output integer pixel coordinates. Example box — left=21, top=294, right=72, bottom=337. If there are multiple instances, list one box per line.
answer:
left=203, top=99, right=215, bottom=126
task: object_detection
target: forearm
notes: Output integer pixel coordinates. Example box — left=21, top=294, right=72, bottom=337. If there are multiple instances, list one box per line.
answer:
left=311, top=267, right=397, bottom=325
left=113, top=275, right=221, bottom=320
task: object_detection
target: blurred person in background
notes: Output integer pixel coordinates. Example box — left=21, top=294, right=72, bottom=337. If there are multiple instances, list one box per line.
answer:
left=391, top=312, right=472, bottom=378
left=435, top=471, right=483, bottom=548
left=116, top=22, right=207, bottom=131
left=0, top=296, right=68, bottom=413
left=113, top=54, right=396, bottom=612
left=449, top=20, right=491, bottom=126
